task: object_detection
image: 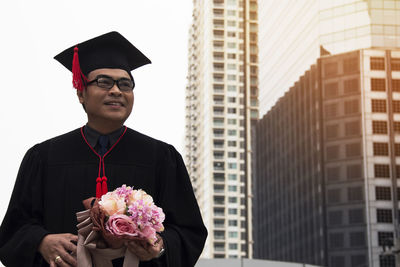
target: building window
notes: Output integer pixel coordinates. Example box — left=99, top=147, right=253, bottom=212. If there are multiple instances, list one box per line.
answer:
left=344, top=57, right=359, bottom=73
left=228, top=174, right=237, bottom=180
left=394, top=121, right=400, bottom=133
left=228, top=220, right=237, bottom=226
left=228, top=208, right=237, bottom=215
left=324, top=62, right=338, bottom=76
left=375, top=164, right=390, bottom=178
left=370, top=57, right=385, bottom=70
left=327, top=188, right=341, bottom=203
left=326, top=124, right=339, bottom=139
left=393, top=79, right=400, bottom=92
left=376, top=186, right=391, bottom=200
left=393, top=100, right=400, bottom=113
left=227, top=141, right=236, bottom=147
left=327, top=166, right=340, bottom=181
left=214, top=184, right=224, bottom=193
left=379, top=255, right=396, bottom=267
left=377, top=209, right=393, bottom=223
left=329, top=232, right=344, bottom=248
left=213, top=151, right=224, bottom=159
left=214, top=162, right=225, bottom=171
left=371, top=99, right=387, bottom=113
left=344, top=121, right=358, bottom=136
left=227, top=85, right=236, bottom=92
left=325, top=103, right=338, bottom=118
left=227, top=97, right=236, bottom=103
left=326, top=145, right=339, bottom=160
left=227, top=152, right=236, bottom=158
left=372, top=121, right=388, bottom=134
left=213, top=140, right=224, bottom=148
left=347, top=164, right=362, bottom=180
left=214, top=230, right=225, bottom=240
left=344, top=78, right=359, bottom=94
left=227, top=119, right=236, bottom=125
left=227, top=108, right=236, bottom=114
left=391, top=58, right=400, bottom=71
left=213, top=129, right=224, bottom=137
left=213, top=198, right=225, bottom=208
left=228, top=243, right=238, bottom=250
left=378, top=232, right=394, bottom=246
left=371, top=78, right=386, bottom=91
left=397, top=165, right=400, bottom=178
left=373, top=142, right=389, bottom=156
left=344, top=99, right=359, bottom=114
left=213, top=242, right=225, bottom=251
left=228, top=163, right=237, bottom=169
left=325, top=83, right=338, bottom=98
left=214, top=96, right=224, bottom=105
left=228, top=197, right=237, bottom=203
left=213, top=41, right=224, bottom=49
left=346, top=142, right=361, bottom=157
left=213, top=173, right=224, bottom=182
left=351, top=255, right=366, bottom=267
left=214, top=208, right=225, bottom=217
left=348, top=186, right=363, bottom=201
left=328, top=210, right=343, bottom=225
left=330, top=256, right=345, bottom=267
left=349, top=209, right=364, bottom=224
left=228, top=231, right=238, bottom=238
left=395, top=143, right=400, bottom=156
left=228, top=185, right=237, bottom=192
left=227, top=129, right=236, bottom=136
left=214, top=219, right=224, bottom=228
left=349, top=232, right=365, bottom=247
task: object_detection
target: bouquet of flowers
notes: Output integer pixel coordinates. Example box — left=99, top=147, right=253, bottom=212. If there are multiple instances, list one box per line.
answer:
left=99, top=185, right=165, bottom=245
left=76, top=185, right=165, bottom=267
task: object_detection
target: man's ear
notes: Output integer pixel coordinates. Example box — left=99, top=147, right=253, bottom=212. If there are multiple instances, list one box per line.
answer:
left=77, top=89, right=85, bottom=104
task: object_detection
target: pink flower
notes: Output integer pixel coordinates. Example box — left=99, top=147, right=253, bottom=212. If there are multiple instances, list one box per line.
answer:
left=141, top=225, right=157, bottom=244
left=99, top=191, right=126, bottom=216
left=106, top=214, right=139, bottom=237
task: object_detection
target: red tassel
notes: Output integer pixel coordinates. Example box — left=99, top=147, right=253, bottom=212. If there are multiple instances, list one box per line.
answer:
left=101, top=176, right=108, bottom=196
left=96, top=177, right=102, bottom=199
left=72, top=47, right=87, bottom=91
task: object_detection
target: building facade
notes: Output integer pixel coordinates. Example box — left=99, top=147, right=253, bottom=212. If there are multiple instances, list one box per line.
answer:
left=254, top=48, right=400, bottom=267
left=258, top=0, right=400, bottom=116
left=185, top=0, right=259, bottom=259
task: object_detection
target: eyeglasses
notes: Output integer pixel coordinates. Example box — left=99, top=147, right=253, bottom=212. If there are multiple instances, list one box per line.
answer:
left=87, top=75, right=135, bottom=92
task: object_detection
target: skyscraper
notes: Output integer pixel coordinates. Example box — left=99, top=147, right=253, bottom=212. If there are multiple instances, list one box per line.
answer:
left=259, top=0, right=400, bottom=116
left=185, top=0, right=259, bottom=259
left=254, top=47, right=400, bottom=267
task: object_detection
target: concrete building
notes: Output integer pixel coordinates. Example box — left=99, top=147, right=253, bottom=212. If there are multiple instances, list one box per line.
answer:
left=258, top=0, right=400, bottom=116
left=185, top=0, right=259, bottom=259
left=254, top=48, right=400, bottom=267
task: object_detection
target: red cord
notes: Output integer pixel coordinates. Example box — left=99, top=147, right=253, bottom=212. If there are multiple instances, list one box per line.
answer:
left=80, top=126, right=127, bottom=198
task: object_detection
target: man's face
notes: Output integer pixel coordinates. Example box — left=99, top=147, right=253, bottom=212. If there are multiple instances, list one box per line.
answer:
left=77, top=68, right=134, bottom=127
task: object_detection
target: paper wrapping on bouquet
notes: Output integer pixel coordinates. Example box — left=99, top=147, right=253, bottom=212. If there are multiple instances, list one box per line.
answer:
left=76, top=209, right=139, bottom=267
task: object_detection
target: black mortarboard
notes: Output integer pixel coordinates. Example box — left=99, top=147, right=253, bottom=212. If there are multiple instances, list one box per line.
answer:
left=54, top=31, right=151, bottom=91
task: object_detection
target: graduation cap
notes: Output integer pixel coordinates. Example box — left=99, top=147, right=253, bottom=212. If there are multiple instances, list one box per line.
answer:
left=54, top=31, right=151, bottom=91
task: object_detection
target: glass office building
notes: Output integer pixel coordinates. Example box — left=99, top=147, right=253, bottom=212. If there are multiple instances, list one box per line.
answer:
left=258, top=0, right=400, bottom=116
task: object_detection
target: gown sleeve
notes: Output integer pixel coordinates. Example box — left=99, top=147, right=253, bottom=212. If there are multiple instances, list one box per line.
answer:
left=0, top=145, right=50, bottom=267
left=148, top=144, right=207, bottom=267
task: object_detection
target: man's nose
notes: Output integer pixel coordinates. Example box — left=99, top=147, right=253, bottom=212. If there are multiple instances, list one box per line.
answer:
left=108, top=83, right=122, bottom=96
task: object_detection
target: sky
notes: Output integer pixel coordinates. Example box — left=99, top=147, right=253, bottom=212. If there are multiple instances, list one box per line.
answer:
left=0, top=0, right=193, bottom=230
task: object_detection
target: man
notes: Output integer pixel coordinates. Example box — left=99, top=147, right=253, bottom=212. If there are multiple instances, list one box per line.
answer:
left=0, top=31, right=207, bottom=267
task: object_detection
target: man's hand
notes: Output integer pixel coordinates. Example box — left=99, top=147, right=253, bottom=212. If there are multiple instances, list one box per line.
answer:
left=38, top=233, right=78, bottom=267
left=125, top=234, right=164, bottom=261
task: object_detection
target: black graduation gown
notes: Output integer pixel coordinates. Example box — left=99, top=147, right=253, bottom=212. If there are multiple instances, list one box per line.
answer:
left=0, top=128, right=207, bottom=267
